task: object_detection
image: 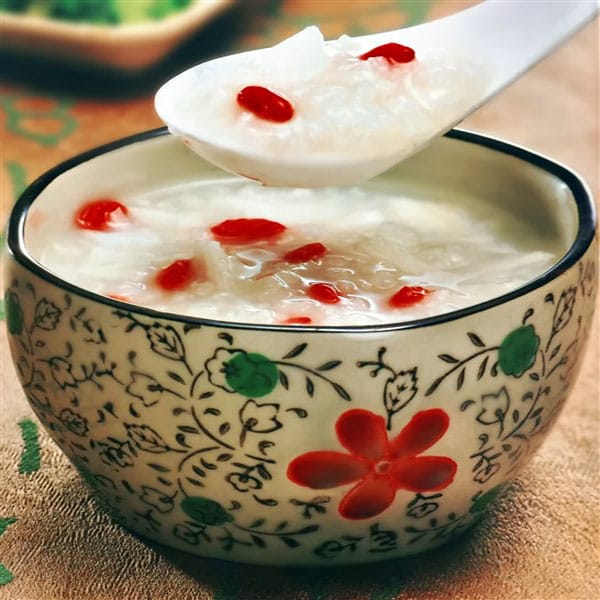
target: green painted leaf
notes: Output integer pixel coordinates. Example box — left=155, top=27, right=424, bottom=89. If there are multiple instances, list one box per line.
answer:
left=4, top=291, right=23, bottom=335
left=181, top=496, right=233, bottom=526
left=225, top=352, right=278, bottom=397
left=498, top=325, right=540, bottom=377
left=470, top=484, right=505, bottom=515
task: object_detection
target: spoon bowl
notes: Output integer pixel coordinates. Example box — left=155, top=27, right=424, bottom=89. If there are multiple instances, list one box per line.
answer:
left=155, top=0, right=597, bottom=187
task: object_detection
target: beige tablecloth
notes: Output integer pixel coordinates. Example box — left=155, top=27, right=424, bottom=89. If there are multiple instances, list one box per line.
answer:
left=1, top=2, right=598, bottom=599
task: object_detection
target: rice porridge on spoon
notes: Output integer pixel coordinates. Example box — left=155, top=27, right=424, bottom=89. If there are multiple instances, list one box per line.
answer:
left=155, top=26, right=486, bottom=186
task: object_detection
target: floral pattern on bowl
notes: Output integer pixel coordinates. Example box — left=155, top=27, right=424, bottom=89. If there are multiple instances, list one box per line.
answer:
left=4, top=251, right=596, bottom=564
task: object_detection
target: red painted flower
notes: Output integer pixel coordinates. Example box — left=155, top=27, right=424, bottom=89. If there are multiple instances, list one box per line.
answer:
left=287, top=408, right=456, bottom=520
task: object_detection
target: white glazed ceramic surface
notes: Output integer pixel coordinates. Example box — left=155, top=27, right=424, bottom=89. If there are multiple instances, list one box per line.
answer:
left=3, top=130, right=597, bottom=566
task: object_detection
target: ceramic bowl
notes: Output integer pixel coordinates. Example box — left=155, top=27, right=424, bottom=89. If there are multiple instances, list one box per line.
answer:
left=3, top=129, right=597, bottom=566
left=0, top=1, right=235, bottom=71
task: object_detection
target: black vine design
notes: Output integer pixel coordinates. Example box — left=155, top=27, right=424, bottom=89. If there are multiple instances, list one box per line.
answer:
left=424, top=331, right=500, bottom=397
left=314, top=523, right=398, bottom=559
left=4, top=282, right=356, bottom=555
left=356, top=347, right=418, bottom=429
left=406, top=492, right=443, bottom=519
left=3, top=253, right=596, bottom=561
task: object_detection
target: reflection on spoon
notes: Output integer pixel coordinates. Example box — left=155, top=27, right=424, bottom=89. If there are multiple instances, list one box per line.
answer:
left=155, top=1, right=598, bottom=188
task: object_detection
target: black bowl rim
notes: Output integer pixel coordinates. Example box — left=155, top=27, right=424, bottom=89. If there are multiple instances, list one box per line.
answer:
left=6, top=127, right=597, bottom=334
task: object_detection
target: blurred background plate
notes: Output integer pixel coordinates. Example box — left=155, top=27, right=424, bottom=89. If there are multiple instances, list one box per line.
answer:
left=0, top=0, right=235, bottom=71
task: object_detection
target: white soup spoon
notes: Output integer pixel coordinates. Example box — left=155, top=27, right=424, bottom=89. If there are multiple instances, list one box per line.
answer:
left=155, top=0, right=598, bottom=188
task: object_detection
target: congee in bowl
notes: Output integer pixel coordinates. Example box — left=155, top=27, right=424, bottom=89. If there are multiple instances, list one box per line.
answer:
left=4, top=129, right=597, bottom=565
